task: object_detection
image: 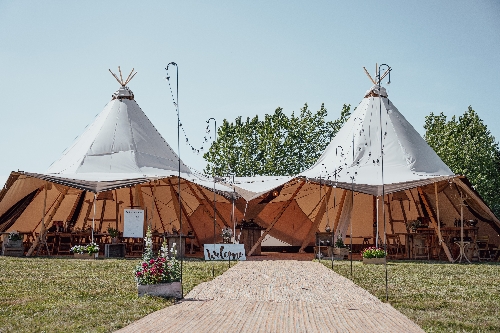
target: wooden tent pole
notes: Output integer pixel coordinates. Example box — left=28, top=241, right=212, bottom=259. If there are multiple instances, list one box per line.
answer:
left=443, top=190, right=461, bottom=216
left=333, top=190, right=347, bottom=231
left=398, top=199, right=409, bottom=233
left=27, top=183, right=49, bottom=256
left=386, top=195, right=395, bottom=234
left=149, top=181, right=156, bottom=229
left=166, top=179, right=199, bottom=241
left=455, top=177, right=500, bottom=226
left=98, top=199, right=107, bottom=232
left=248, top=181, right=305, bottom=256
left=406, top=189, right=423, bottom=217
left=299, top=186, right=333, bottom=253
left=167, top=179, right=182, bottom=230
left=150, top=186, right=167, bottom=232
left=417, top=187, right=452, bottom=262
left=192, top=183, right=231, bottom=228
left=114, top=189, right=120, bottom=231
left=435, top=183, right=441, bottom=239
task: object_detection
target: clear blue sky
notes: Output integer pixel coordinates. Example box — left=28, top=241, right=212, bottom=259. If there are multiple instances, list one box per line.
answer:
left=1, top=1, right=499, bottom=186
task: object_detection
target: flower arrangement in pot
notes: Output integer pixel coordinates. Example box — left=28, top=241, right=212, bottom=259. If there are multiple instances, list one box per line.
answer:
left=333, top=234, right=349, bottom=257
left=71, top=242, right=100, bottom=259
left=221, top=227, right=233, bottom=244
left=8, top=231, right=23, bottom=241
left=7, top=231, right=23, bottom=245
left=361, top=247, right=386, bottom=264
left=409, top=220, right=421, bottom=232
left=107, top=227, right=120, bottom=244
left=135, top=227, right=181, bottom=298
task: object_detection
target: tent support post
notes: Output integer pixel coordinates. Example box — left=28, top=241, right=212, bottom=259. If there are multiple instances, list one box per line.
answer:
left=299, top=186, right=332, bottom=253
left=333, top=190, right=347, bottom=232
left=114, top=190, right=120, bottom=231
left=455, top=178, right=500, bottom=227
left=167, top=179, right=200, bottom=247
left=152, top=186, right=167, bottom=232
left=443, top=189, right=461, bottom=216
left=417, top=187, right=452, bottom=262
left=399, top=199, right=409, bottom=233
left=407, top=189, right=423, bottom=217
left=248, top=181, right=305, bottom=256
left=149, top=181, right=156, bottom=229
left=27, top=183, right=50, bottom=256
left=192, top=183, right=231, bottom=228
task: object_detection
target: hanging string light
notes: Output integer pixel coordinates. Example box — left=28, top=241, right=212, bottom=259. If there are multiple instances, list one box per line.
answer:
left=165, top=72, right=212, bottom=156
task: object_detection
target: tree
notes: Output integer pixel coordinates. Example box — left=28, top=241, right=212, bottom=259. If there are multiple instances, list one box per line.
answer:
left=424, top=106, right=500, bottom=217
left=203, top=104, right=351, bottom=177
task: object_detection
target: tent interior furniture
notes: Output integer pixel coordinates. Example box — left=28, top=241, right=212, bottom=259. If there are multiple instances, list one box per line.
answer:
left=476, top=235, right=491, bottom=261
left=412, top=234, right=430, bottom=260
left=57, top=233, right=73, bottom=255
left=386, top=234, right=403, bottom=258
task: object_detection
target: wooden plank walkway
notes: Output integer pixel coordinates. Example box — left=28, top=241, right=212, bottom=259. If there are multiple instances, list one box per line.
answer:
left=117, top=261, right=424, bottom=333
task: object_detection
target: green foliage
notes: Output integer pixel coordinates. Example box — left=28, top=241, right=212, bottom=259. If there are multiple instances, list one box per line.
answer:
left=70, top=243, right=99, bottom=255
left=7, top=231, right=22, bottom=241
left=424, top=107, right=500, bottom=217
left=135, top=227, right=180, bottom=285
left=361, top=247, right=386, bottom=258
left=203, top=103, right=351, bottom=177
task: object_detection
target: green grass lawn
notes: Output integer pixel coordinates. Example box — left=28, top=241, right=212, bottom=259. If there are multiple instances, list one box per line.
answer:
left=0, top=257, right=229, bottom=333
left=320, top=260, right=500, bottom=333
left=1, top=257, right=499, bottom=332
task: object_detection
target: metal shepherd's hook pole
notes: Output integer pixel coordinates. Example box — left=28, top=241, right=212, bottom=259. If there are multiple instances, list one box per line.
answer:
left=165, top=61, right=183, bottom=297
left=207, top=117, right=217, bottom=277
left=377, top=63, right=391, bottom=302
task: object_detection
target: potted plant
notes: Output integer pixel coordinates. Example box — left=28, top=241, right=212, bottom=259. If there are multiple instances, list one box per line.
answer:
left=6, top=231, right=23, bottom=247
left=135, top=226, right=181, bottom=298
left=361, top=247, right=386, bottom=264
left=107, top=227, right=120, bottom=244
left=409, top=220, right=421, bottom=232
left=333, top=234, right=349, bottom=257
left=221, top=227, right=233, bottom=244
left=71, top=242, right=100, bottom=259
left=2, top=231, right=24, bottom=256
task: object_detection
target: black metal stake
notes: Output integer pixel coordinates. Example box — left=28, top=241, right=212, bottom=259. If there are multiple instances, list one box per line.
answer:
left=165, top=61, right=183, bottom=298
left=207, top=117, right=217, bottom=278
left=377, top=63, right=391, bottom=302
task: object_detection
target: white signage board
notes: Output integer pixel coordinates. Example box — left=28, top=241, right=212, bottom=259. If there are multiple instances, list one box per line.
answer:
left=204, top=244, right=246, bottom=261
left=123, top=209, right=144, bottom=238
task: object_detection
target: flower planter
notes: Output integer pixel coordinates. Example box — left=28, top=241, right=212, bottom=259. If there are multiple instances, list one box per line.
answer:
left=137, top=282, right=182, bottom=299
left=74, top=253, right=98, bottom=259
left=5, top=240, right=23, bottom=248
left=362, top=257, right=386, bottom=265
left=2, top=240, right=24, bottom=257
left=333, top=248, right=349, bottom=257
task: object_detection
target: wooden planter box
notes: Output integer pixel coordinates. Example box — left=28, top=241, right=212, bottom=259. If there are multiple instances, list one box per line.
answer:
left=333, top=248, right=349, bottom=257
left=74, top=253, right=98, bottom=259
left=137, top=282, right=182, bottom=299
left=362, top=257, right=386, bottom=265
left=2, top=240, right=24, bottom=257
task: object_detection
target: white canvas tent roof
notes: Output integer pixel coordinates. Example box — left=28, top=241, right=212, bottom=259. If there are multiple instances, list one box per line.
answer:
left=23, top=85, right=230, bottom=194
left=227, top=85, right=455, bottom=200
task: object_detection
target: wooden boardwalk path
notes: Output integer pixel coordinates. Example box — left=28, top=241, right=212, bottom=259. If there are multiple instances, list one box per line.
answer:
left=117, top=261, right=424, bottom=333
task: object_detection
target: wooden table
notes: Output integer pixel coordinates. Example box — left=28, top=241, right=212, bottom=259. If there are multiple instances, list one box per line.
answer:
left=165, top=234, right=195, bottom=258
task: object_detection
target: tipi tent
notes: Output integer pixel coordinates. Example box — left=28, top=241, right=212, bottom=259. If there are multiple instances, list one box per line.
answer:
left=0, top=70, right=240, bottom=254
left=223, top=83, right=500, bottom=260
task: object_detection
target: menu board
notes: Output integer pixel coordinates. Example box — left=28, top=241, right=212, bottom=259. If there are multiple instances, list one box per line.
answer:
left=123, top=209, right=144, bottom=238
